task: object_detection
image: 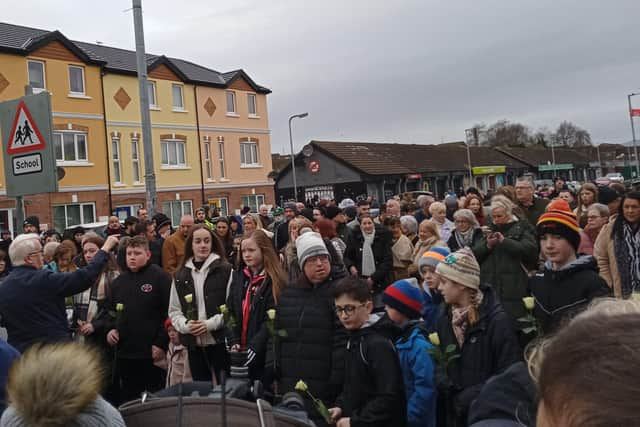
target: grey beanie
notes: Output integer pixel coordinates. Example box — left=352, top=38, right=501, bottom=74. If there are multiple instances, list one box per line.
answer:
left=296, top=232, right=329, bottom=268
left=1, top=396, right=125, bottom=427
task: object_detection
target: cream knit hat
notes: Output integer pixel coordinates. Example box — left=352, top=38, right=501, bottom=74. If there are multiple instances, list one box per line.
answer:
left=435, top=247, right=481, bottom=290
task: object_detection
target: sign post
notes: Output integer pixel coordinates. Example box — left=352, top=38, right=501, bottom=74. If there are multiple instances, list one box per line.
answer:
left=0, top=92, right=58, bottom=231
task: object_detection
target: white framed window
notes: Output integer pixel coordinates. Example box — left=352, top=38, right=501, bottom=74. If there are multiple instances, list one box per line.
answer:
left=111, top=137, right=121, bottom=183
left=162, top=200, right=192, bottom=226
left=240, top=139, right=259, bottom=166
left=208, top=197, right=229, bottom=217
left=68, top=65, right=85, bottom=95
left=172, top=84, right=184, bottom=110
left=247, top=93, right=257, bottom=116
left=53, top=202, right=95, bottom=232
left=115, top=204, right=143, bottom=221
left=218, top=136, right=226, bottom=178
left=27, top=60, right=45, bottom=92
left=241, top=195, right=265, bottom=213
left=132, top=138, right=141, bottom=183
left=53, top=132, right=88, bottom=162
left=204, top=142, right=212, bottom=180
left=161, top=139, right=186, bottom=167
left=225, top=90, right=236, bottom=113
left=147, top=81, right=157, bottom=107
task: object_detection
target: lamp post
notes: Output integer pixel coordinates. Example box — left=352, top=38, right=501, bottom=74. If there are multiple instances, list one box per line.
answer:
left=288, top=112, right=309, bottom=201
left=628, top=93, right=640, bottom=179
left=464, top=129, right=475, bottom=186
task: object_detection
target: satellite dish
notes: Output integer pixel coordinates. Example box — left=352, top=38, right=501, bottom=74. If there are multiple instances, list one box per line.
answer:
left=302, top=144, right=314, bottom=157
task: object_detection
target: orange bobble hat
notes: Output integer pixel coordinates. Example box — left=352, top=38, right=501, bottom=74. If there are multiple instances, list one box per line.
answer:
left=537, top=202, right=580, bottom=251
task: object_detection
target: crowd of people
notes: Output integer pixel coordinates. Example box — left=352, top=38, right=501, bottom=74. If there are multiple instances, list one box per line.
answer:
left=0, top=174, right=639, bottom=426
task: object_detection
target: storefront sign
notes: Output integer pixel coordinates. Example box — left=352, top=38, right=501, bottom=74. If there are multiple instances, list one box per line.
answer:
left=538, top=163, right=573, bottom=171
left=472, top=166, right=506, bottom=175
left=406, top=173, right=422, bottom=179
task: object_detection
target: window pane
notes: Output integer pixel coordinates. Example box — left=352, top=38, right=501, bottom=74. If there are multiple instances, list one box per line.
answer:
left=63, top=134, right=75, bottom=161
left=147, top=82, right=156, bottom=105
left=113, top=161, right=121, bottom=183
left=248, top=94, right=256, bottom=115
left=82, top=204, right=95, bottom=223
left=226, top=91, right=235, bottom=113
left=53, top=206, right=66, bottom=232
left=28, top=61, right=44, bottom=89
left=177, top=142, right=185, bottom=165
left=76, top=135, right=87, bottom=160
left=203, top=142, right=210, bottom=161
left=182, top=201, right=192, bottom=216
left=220, top=198, right=228, bottom=216
left=54, top=133, right=63, bottom=161
left=132, top=140, right=139, bottom=159
left=172, top=85, right=183, bottom=108
left=112, top=140, right=119, bottom=160
left=257, top=195, right=265, bottom=206
left=251, top=144, right=258, bottom=164
left=133, top=160, right=140, bottom=182
left=169, top=142, right=177, bottom=165
left=161, top=142, right=168, bottom=164
left=240, top=144, right=246, bottom=164
left=69, top=66, right=84, bottom=93
left=67, top=205, right=81, bottom=227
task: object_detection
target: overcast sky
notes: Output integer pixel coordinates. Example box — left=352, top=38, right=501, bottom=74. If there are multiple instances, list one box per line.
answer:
left=7, top=0, right=640, bottom=153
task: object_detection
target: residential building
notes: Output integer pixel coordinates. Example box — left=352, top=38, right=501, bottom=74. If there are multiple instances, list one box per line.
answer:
left=0, top=22, right=274, bottom=233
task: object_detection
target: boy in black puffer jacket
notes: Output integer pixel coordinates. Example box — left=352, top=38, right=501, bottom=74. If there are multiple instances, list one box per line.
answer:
left=329, top=277, right=406, bottom=427
left=529, top=205, right=611, bottom=334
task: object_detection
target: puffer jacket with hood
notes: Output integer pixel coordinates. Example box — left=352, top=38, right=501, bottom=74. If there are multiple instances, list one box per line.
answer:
left=435, top=284, right=520, bottom=426
left=0, top=342, right=124, bottom=427
left=528, top=255, right=611, bottom=334
left=335, top=313, right=406, bottom=427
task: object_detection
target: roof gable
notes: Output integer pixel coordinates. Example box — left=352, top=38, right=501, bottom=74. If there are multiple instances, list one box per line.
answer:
left=223, top=69, right=271, bottom=94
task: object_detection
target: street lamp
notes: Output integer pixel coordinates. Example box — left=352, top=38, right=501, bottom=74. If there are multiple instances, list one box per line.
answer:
left=288, top=112, right=309, bottom=201
left=627, top=93, right=640, bottom=179
left=464, top=129, right=475, bottom=185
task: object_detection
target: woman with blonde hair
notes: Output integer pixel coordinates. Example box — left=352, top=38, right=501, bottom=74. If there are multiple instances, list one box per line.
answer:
left=434, top=248, right=520, bottom=426
left=411, top=220, right=445, bottom=269
left=243, top=213, right=273, bottom=240
left=428, top=201, right=454, bottom=243
left=575, top=182, right=599, bottom=228
left=472, top=195, right=538, bottom=323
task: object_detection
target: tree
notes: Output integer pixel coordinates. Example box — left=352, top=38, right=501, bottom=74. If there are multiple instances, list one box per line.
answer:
left=552, top=121, right=592, bottom=147
left=530, top=127, right=553, bottom=148
left=485, top=120, right=530, bottom=147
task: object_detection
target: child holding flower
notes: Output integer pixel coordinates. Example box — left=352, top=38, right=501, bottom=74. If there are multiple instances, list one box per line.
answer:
left=168, top=225, right=233, bottom=384
left=329, top=276, right=406, bottom=427
left=226, top=230, right=286, bottom=381
left=433, top=248, right=520, bottom=426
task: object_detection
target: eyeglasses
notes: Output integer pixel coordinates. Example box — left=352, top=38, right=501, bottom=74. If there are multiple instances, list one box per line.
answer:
left=335, top=303, right=366, bottom=316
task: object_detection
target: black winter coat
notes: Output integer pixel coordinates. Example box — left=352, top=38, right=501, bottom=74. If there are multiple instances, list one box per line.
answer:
left=529, top=256, right=611, bottom=334
left=344, top=225, right=393, bottom=290
left=336, top=314, right=405, bottom=427
left=447, top=228, right=484, bottom=253
left=227, top=268, right=275, bottom=380
left=435, top=284, right=520, bottom=425
left=107, top=263, right=171, bottom=359
left=267, top=273, right=347, bottom=426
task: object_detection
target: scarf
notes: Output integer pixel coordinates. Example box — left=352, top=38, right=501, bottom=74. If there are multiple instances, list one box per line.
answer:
left=412, top=236, right=438, bottom=264
left=583, top=222, right=603, bottom=246
left=361, top=229, right=376, bottom=277
left=451, top=307, right=469, bottom=347
left=454, top=227, right=476, bottom=249
left=614, top=221, right=640, bottom=297
left=73, top=270, right=113, bottom=323
left=241, top=268, right=266, bottom=348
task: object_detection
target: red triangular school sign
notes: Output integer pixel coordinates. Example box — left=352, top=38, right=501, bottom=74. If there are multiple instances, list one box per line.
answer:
left=6, top=100, right=46, bottom=155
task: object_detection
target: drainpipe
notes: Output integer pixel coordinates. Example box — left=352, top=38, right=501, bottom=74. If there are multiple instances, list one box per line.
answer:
left=99, top=70, right=113, bottom=214
left=193, top=86, right=205, bottom=207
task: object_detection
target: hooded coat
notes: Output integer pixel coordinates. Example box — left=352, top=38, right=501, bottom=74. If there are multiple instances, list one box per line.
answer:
left=267, top=272, right=347, bottom=426
left=395, top=321, right=436, bottom=427
left=335, top=313, right=406, bottom=427
left=435, top=285, right=521, bottom=425
left=472, top=219, right=538, bottom=322
left=528, top=256, right=611, bottom=334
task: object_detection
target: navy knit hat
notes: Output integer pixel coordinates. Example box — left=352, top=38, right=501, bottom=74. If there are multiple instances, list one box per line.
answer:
left=382, top=278, right=424, bottom=320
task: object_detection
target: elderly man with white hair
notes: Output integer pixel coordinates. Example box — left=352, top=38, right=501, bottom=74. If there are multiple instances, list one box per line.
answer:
left=0, top=233, right=119, bottom=353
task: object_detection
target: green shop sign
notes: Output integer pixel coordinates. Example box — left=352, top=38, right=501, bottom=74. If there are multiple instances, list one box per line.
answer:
left=472, top=166, right=506, bottom=175
left=538, top=163, right=573, bottom=171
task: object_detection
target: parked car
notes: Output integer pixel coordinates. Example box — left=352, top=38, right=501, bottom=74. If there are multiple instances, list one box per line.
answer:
left=606, top=172, right=625, bottom=183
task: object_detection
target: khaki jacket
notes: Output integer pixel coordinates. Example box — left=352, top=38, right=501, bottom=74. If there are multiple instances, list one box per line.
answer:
left=162, top=232, right=187, bottom=277
left=593, top=220, right=622, bottom=298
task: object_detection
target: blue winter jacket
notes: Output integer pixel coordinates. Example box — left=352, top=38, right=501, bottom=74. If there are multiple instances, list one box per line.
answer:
left=0, top=250, right=109, bottom=353
left=395, top=323, right=437, bottom=427
left=421, top=288, right=443, bottom=333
